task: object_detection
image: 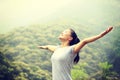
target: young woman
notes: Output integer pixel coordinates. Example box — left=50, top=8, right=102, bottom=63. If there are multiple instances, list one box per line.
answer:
left=38, top=27, right=113, bottom=80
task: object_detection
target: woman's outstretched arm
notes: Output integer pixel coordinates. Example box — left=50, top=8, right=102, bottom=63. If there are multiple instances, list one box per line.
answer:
left=74, top=26, right=113, bottom=53
left=38, top=45, right=57, bottom=52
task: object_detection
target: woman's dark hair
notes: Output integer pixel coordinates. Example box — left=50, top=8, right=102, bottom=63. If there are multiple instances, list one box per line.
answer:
left=69, top=29, right=80, bottom=64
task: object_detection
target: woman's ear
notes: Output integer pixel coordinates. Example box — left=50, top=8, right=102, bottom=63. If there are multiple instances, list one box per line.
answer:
left=69, top=37, right=73, bottom=41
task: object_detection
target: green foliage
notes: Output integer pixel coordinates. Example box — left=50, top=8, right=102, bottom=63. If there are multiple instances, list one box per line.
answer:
left=98, top=62, right=113, bottom=79
left=106, top=26, right=120, bottom=79
left=72, top=69, right=88, bottom=80
left=72, top=63, right=89, bottom=80
left=0, top=52, right=17, bottom=80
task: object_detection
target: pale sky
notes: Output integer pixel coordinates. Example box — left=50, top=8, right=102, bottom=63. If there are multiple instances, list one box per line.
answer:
left=0, top=0, right=73, bottom=27
left=0, top=0, right=119, bottom=33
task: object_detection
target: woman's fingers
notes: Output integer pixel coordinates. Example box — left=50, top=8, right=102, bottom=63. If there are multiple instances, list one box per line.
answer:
left=38, top=46, right=48, bottom=49
left=107, top=26, right=113, bottom=32
left=100, top=26, right=113, bottom=36
left=37, top=46, right=43, bottom=49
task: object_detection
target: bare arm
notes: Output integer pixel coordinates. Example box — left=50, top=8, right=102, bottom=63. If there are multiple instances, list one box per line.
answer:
left=38, top=45, right=57, bottom=52
left=74, top=27, right=113, bottom=53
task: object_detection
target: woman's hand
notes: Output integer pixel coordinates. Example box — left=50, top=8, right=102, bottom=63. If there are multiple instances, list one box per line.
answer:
left=37, top=46, right=48, bottom=49
left=100, top=26, right=113, bottom=36
left=38, top=45, right=57, bottom=52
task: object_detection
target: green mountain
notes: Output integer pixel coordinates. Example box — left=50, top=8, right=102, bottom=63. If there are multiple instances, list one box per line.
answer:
left=0, top=22, right=120, bottom=80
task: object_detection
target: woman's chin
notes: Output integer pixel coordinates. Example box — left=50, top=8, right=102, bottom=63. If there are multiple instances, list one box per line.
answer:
left=58, top=37, right=61, bottom=39
left=58, top=36, right=63, bottom=40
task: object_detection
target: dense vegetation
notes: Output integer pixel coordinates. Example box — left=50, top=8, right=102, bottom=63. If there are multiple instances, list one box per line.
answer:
left=0, top=23, right=120, bottom=80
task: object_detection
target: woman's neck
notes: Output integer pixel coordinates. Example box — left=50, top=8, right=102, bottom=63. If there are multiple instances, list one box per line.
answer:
left=61, top=42, right=70, bottom=47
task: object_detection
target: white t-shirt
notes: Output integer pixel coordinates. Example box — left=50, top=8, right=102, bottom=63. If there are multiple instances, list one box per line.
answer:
left=51, top=46, right=76, bottom=80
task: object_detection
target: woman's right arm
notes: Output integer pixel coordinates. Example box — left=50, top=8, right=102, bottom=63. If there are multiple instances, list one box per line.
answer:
left=73, top=27, right=113, bottom=53
left=38, top=45, right=57, bottom=52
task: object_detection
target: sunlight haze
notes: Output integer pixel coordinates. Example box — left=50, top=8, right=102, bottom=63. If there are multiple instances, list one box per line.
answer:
left=0, top=0, right=120, bottom=33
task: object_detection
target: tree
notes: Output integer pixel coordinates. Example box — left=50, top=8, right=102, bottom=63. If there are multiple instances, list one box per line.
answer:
left=98, top=62, right=113, bottom=80
left=105, top=26, right=120, bottom=79
left=0, top=52, right=17, bottom=80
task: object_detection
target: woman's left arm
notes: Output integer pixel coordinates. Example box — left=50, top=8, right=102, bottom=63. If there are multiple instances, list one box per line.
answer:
left=73, top=27, right=113, bottom=53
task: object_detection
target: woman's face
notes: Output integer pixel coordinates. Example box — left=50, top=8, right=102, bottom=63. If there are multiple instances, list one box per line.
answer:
left=58, top=29, right=73, bottom=41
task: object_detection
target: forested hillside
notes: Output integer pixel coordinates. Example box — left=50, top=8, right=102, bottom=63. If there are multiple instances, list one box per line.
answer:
left=0, top=23, right=120, bottom=80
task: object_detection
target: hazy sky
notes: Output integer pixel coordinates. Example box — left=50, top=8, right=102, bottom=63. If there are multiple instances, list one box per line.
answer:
left=0, top=0, right=120, bottom=33
left=0, top=0, right=72, bottom=30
